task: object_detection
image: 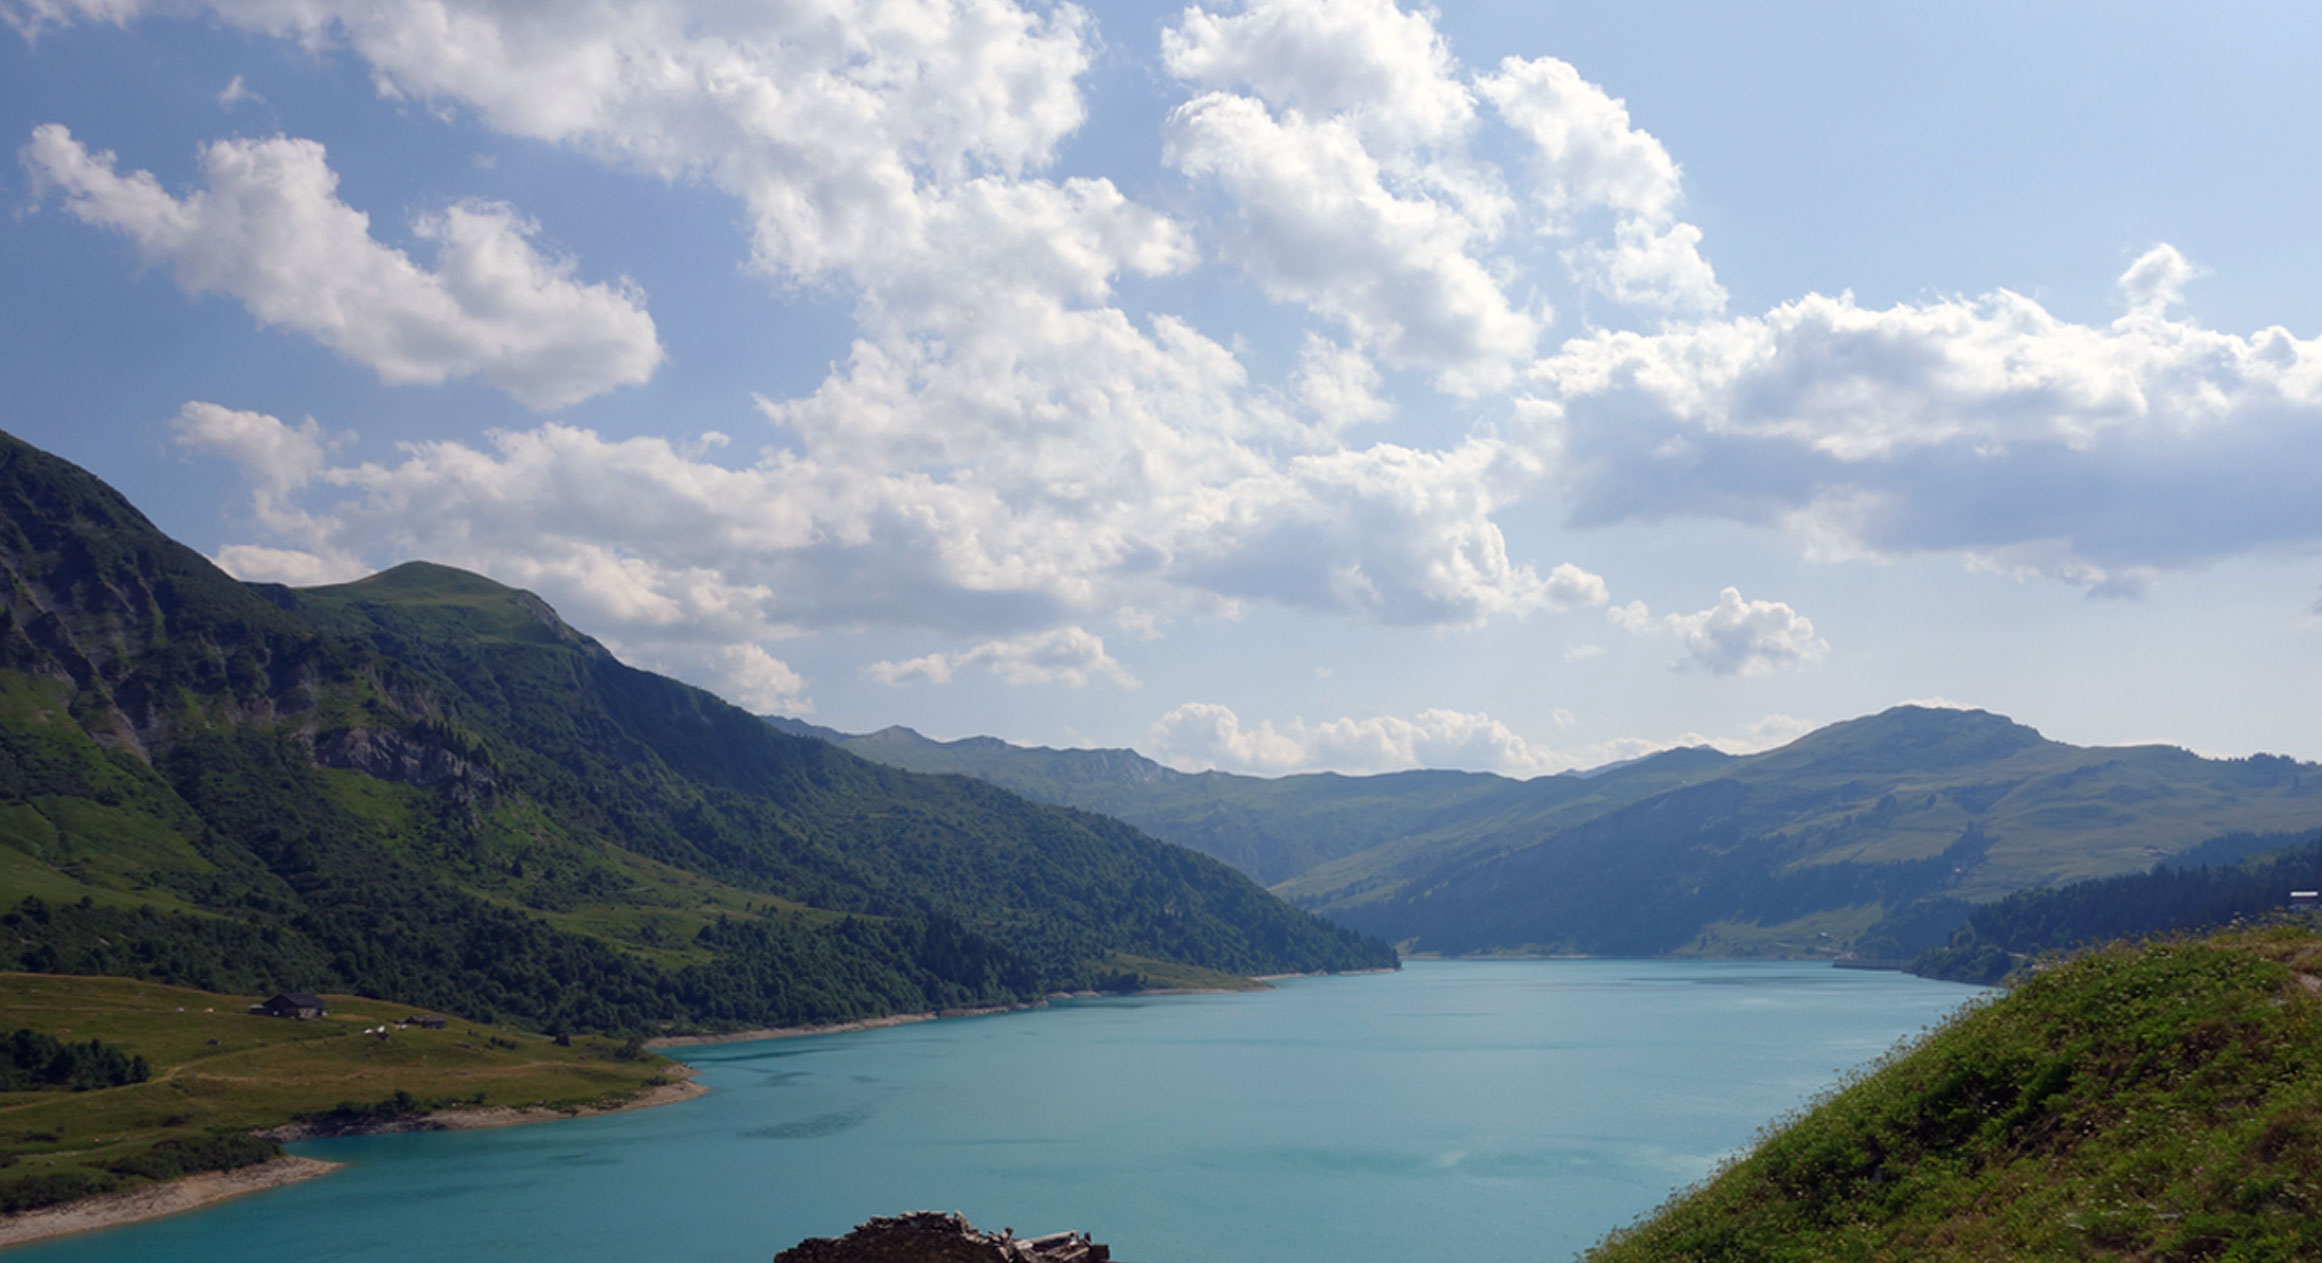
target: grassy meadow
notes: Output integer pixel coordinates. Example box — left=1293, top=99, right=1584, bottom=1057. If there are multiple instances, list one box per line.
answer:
left=0, top=972, right=682, bottom=1213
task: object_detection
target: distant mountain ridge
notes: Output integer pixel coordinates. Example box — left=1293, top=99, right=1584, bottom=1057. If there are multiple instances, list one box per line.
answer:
left=773, top=707, right=2321, bottom=959
left=0, top=428, right=1392, bottom=1036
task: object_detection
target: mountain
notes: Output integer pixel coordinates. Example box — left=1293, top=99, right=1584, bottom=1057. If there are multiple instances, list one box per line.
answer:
left=1584, top=928, right=2322, bottom=1262
left=779, top=708, right=2322, bottom=959
left=1348, top=708, right=2320, bottom=957
left=769, top=720, right=1735, bottom=886
left=0, top=429, right=1392, bottom=1035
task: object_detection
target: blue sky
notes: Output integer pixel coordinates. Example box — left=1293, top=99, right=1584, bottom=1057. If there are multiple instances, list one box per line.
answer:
left=5, top=0, right=2319, bottom=774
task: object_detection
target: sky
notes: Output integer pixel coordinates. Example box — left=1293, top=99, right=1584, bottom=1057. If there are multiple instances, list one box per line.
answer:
left=4, top=0, right=2319, bottom=776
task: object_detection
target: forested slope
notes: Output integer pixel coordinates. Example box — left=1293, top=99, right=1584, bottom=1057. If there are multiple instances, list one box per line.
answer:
left=1910, top=829, right=2322, bottom=984
left=0, top=429, right=1391, bottom=1035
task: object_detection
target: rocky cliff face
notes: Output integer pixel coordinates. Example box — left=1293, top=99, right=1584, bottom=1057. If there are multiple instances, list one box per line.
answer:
left=0, top=432, right=485, bottom=785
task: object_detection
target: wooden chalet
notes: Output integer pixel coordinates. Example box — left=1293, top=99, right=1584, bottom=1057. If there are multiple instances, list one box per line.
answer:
left=248, top=992, right=328, bottom=1020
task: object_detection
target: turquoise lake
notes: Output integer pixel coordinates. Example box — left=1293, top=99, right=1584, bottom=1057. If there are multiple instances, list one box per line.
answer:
left=30, top=961, right=1979, bottom=1262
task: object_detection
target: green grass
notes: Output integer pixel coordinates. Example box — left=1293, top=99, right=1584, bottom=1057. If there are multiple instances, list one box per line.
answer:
left=0, top=973, right=682, bottom=1212
left=300, top=561, right=572, bottom=646
left=1104, top=954, right=1268, bottom=992
left=1586, top=927, right=2322, bottom=1262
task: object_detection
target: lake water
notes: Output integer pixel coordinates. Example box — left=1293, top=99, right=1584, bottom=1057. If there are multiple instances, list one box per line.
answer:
left=28, top=961, right=1978, bottom=1262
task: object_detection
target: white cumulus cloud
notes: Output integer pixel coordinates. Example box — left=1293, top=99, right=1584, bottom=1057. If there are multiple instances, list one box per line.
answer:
left=1659, top=587, right=1828, bottom=677
left=706, top=643, right=813, bottom=715
left=866, top=627, right=1137, bottom=689
left=1147, top=701, right=1817, bottom=776
left=1478, top=53, right=1722, bottom=314
left=1165, top=92, right=1534, bottom=393
left=14, top=0, right=1097, bottom=289
left=1533, top=245, right=2322, bottom=590
left=1161, top=0, right=1475, bottom=150
left=1149, top=702, right=1570, bottom=776
left=22, top=124, right=661, bottom=408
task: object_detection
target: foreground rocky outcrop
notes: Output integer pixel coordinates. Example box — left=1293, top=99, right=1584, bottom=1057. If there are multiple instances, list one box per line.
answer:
left=774, top=1212, right=1111, bottom=1263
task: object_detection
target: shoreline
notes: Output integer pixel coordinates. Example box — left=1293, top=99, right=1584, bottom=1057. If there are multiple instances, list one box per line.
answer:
left=0, top=1070, right=706, bottom=1250
left=255, top=1066, right=708, bottom=1141
left=646, top=1002, right=1045, bottom=1049
left=0, top=1156, right=343, bottom=1250
left=647, top=968, right=1403, bottom=1050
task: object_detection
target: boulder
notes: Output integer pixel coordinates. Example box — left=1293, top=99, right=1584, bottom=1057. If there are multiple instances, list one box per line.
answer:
left=773, top=1211, right=1111, bottom=1263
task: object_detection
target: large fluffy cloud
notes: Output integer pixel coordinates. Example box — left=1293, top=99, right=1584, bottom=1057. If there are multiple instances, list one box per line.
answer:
left=27, top=0, right=1676, bottom=644
left=51, top=0, right=1612, bottom=662
left=32, top=0, right=2316, bottom=753
left=1156, top=0, right=1735, bottom=397
left=13, top=0, right=1096, bottom=286
left=1532, top=245, right=2322, bottom=590
left=1147, top=701, right=1812, bottom=776
left=15, top=0, right=1183, bottom=403
left=175, top=407, right=1607, bottom=696
left=22, top=125, right=661, bottom=408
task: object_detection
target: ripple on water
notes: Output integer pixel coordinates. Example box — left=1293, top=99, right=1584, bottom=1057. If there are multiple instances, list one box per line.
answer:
left=741, top=1099, right=879, bottom=1139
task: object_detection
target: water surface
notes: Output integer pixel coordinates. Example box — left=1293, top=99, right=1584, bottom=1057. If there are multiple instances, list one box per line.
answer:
left=26, top=960, right=1977, bottom=1262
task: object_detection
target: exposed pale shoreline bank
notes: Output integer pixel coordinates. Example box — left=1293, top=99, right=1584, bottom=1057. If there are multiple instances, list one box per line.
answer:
left=0, top=1157, right=343, bottom=1250
left=0, top=1072, right=705, bottom=1250
left=646, top=1001, right=1046, bottom=1049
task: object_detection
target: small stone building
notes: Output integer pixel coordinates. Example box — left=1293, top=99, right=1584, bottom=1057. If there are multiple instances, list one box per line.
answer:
left=249, top=992, right=328, bottom=1020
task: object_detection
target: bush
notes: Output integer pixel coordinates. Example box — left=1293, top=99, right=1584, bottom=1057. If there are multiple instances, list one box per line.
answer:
left=107, top=1133, right=281, bottom=1181
left=0, top=1168, right=120, bottom=1214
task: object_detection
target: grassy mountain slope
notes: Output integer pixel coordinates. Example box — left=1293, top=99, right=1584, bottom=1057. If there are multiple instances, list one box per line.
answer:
left=1586, top=928, right=2322, bottom=1262
left=785, top=708, right=2321, bottom=959
left=0, top=429, right=1391, bottom=1036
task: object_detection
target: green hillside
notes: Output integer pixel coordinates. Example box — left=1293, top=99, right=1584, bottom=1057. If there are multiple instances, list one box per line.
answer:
left=1586, top=928, right=2322, bottom=1262
left=0, top=429, right=1392, bottom=1037
left=786, top=708, right=2322, bottom=960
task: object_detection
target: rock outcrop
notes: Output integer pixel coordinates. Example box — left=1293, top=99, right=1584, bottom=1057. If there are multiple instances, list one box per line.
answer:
left=774, top=1212, right=1111, bottom=1263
